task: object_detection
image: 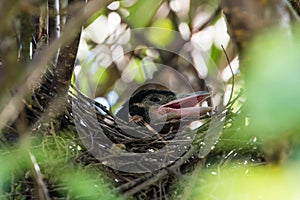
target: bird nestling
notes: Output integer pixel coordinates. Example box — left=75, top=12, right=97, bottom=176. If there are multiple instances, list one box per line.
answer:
left=112, top=89, right=212, bottom=152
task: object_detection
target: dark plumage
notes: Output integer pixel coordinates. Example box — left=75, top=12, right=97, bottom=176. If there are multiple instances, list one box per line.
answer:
left=117, top=89, right=211, bottom=123
left=117, top=89, right=177, bottom=128
left=112, top=89, right=212, bottom=152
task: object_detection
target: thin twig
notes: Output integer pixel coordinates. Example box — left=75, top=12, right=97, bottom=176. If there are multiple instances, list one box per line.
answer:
left=122, top=145, right=205, bottom=196
left=221, top=45, right=235, bottom=107
left=28, top=151, right=51, bottom=200
left=192, top=5, right=222, bottom=33
left=0, top=0, right=114, bottom=134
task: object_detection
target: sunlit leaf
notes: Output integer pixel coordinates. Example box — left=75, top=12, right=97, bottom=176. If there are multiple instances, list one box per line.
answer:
left=93, top=66, right=107, bottom=84
left=183, top=164, right=300, bottom=200
left=128, top=58, right=145, bottom=83
left=86, top=9, right=106, bottom=26
left=29, top=133, right=119, bottom=199
left=147, top=19, right=175, bottom=47
left=245, top=26, right=300, bottom=138
left=61, top=168, right=121, bottom=200
left=207, top=44, right=222, bottom=71
left=0, top=146, right=30, bottom=194
left=125, top=0, right=162, bottom=28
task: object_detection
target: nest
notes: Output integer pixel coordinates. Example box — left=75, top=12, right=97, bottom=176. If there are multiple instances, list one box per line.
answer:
left=68, top=86, right=216, bottom=199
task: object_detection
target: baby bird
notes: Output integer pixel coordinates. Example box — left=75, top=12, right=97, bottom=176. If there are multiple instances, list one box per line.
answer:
left=112, top=89, right=212, bottom=152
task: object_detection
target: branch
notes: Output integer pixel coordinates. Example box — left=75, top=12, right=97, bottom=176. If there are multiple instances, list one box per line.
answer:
left=0, top=0, right=114, bottom=135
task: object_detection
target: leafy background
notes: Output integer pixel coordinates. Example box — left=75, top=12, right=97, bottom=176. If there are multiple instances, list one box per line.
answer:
left=1, top=0, right=300, bottom=199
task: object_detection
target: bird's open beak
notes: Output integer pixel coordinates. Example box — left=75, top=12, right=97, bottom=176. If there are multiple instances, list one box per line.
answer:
left=157, top=91, right=212, bottom=120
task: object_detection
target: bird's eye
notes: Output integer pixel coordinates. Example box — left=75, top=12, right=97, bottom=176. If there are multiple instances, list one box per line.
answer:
left=149, top=97, right=161, bottom=103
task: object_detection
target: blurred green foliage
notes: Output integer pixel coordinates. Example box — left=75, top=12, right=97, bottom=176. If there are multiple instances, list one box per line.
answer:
left=181, top=164, right=300, bottom=200
left=0, top=132, right=120, bottom=199
left=245, top=26, right=300, bottom=139
left=125, top=0, right=162, bottom=28
left=127, top=58, right=145, bottom=83
left=148, top=19, right=175, bottom=47
left=3, top=0, right=300, bottom=199
left=171, top=25, right=300, bottom=199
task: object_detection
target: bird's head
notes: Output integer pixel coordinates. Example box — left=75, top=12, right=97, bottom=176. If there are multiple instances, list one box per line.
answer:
left=128, top=90, right=177, bottom=125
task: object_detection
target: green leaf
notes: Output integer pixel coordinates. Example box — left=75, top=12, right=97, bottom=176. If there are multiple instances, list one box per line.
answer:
left=187, top=164, right=300, bottom=200
left=208, top=44, right=222, bottom=72
left=125, top=0, right=162, bottom=28
left=61, top=168, right=121, bottom=200
left=86, top=9, right=106, bottom=27
left=0, top=145, right=30, bottom=193
left=147, top=18, right=175, bottom=47
left=128, top=58, right=145, bottom=83
left=245, top=26, right=300, bottom=138
left=93, top=66, right=107, bottom=85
